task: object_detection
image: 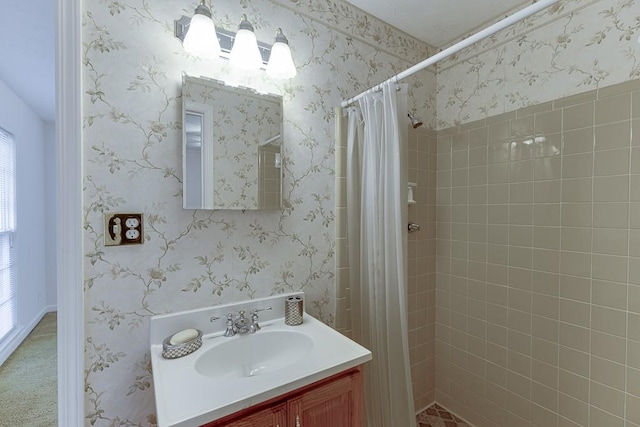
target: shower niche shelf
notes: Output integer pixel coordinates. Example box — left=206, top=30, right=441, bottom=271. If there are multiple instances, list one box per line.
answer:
left=408, top=182, right=417, bottom=205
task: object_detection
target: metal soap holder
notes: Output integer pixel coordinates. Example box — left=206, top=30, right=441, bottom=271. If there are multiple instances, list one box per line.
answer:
left=161, top=329, right=203, bottom=359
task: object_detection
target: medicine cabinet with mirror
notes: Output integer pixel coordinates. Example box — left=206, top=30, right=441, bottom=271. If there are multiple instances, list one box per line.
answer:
left=182, top=75, right=283, bottom=210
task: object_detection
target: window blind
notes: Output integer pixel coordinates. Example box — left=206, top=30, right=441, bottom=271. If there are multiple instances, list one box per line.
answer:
left=0, top=127, right=15, bottom=342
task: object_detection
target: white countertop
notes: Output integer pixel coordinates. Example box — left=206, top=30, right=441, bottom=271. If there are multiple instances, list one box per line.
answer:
left=150, top=293, right=372, bottom=427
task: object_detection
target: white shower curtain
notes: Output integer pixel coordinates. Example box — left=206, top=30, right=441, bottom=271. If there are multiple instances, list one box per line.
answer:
left=346, top=82, right=416, bottom=427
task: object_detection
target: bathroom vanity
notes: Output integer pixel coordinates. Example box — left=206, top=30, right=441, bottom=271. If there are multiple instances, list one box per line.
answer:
left=202, top=366, right=363, bottom=426
left=149, top=293, right=371, bottom=427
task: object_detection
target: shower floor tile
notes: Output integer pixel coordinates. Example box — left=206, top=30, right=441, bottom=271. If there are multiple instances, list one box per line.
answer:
left=416, top=403, right=472, bottom=427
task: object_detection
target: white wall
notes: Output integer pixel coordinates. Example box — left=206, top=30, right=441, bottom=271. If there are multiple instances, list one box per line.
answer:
left=0, top=78, right=49, bottom=363
left=44, top=121, right=56, bottom=309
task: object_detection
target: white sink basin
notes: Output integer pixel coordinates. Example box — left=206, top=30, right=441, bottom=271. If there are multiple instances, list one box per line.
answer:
left=149, top=293, right=371, bottom=427
left=194, top=330, right=314, bottom=379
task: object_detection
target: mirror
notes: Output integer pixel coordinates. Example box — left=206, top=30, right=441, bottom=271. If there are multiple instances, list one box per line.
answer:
left=182, top=75, right=283, bottom=210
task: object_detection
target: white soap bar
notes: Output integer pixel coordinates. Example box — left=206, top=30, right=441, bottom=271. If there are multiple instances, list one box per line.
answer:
left=169, top=328, right=199, bottom=345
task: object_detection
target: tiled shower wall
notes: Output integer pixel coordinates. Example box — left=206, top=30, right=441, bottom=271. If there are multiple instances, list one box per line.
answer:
left=335, top=118, right=437, bottom=412
left=408, top=126, right=438, bottom=411
left=435, top=78, right=640, bottom=426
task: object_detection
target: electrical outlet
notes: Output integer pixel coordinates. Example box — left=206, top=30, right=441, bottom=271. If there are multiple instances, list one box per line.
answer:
left=104, top=213, right=144, bottom=246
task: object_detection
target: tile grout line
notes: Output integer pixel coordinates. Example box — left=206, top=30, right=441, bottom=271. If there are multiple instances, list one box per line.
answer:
left=624, top=88, right=633, bottom=426
left=556, top=99, right=564, bottom=427
left=587, top=95, right=595, bottom=427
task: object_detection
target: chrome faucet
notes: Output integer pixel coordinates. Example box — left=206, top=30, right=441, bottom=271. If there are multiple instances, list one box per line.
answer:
left=223, top=307, right=272, bottom=337
left=234, top=310, right=250, bottom=335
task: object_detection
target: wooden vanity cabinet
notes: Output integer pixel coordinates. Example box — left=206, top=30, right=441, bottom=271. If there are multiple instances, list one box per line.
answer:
left=287, top=371, right=362, bottom=427
left=222, top=403, right=287, bottom=427
left=202, top=367, right=363, bottom=427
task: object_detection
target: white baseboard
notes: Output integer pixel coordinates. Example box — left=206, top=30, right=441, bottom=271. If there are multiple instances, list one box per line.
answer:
left=0, top=307, right=50, bottom=366
left=46, top=305, right=58, bottom=313
left=0, top=328, right=22, bottom=366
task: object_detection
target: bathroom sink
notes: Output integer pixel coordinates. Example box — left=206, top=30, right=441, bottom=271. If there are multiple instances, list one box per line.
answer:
left=194, top=330, right=314, bottom=379
left=149, top=293, right=371, bottom=427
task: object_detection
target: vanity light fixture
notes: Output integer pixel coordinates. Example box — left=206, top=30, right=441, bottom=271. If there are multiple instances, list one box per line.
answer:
left=229, top=15, right=264, bottom=71
left=174, top=9, right=297, bottom=79
left=266, top=29, right=297, bottom=79
left=181, top=1, right=221, bottom=59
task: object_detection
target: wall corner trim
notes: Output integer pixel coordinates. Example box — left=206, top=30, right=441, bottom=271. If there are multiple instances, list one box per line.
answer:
left=56, top=0, right=84, bottom=425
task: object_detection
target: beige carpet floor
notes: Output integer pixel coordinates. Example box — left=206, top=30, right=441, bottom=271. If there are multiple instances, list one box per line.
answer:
left=0, top=312, right=57, bottom=427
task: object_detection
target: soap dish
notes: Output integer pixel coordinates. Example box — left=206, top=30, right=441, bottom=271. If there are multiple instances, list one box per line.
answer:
left=162, top=329, right=203, bottom=359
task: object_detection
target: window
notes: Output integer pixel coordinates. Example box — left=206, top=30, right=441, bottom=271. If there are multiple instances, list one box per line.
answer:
left=0, top=127, right=15, bottom=343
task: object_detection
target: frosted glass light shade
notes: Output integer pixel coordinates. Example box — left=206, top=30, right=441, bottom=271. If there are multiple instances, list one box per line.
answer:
left=266, top=31, right=296, bottom=79
left=183, top=13, right=221, bottom=59
left=229, top=16, right=263, bottom=70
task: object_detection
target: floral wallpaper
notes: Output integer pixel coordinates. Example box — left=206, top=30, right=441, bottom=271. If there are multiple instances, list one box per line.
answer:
left=437, top=0, right=640, bottom=129
left=81, top=0, right=435, bottom=424
left=183, top=77, right=282, bottom=210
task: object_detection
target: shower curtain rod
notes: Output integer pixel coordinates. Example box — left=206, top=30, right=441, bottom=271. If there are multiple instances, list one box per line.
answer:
left=340, top=0, right=561, bottom=108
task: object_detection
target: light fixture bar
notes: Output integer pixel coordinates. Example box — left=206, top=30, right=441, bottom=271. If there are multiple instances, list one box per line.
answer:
left=174, top=16, right=192, bottom=42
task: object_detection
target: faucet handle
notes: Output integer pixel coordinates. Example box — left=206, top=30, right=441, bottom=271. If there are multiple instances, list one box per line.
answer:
left=251, top=306, right=272, bottom=320
left=249, top=307, right=272, bottom=334
left=224, top=313, right=236, bottom=337
left=250, top=306, right=272, bottom=321
left=252, top=306, right=272, bottom=314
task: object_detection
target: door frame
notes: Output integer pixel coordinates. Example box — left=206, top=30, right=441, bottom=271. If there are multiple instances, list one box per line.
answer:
left=56, top=0, right=84, bottom=424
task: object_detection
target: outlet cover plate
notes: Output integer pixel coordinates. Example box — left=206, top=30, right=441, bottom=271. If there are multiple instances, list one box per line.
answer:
left=104, top=213, right=144, bottom=246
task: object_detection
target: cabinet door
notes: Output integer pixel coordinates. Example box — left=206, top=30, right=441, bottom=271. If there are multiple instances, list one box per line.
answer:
left=287, top=370, right=363, bottom=427
left=203, top=402, right=287, bottom=427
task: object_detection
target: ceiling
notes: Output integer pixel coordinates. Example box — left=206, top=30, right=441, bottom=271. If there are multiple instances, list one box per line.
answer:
left=343, top=0, right=531, bottom=47
left=0, top=0, right=55, bottom=122
left=0, top=0, right=532, bottom=123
